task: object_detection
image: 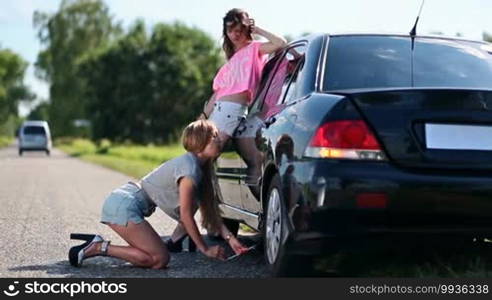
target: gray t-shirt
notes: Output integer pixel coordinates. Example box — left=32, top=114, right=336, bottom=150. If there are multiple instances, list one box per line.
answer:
left=141, top=152, right=202, bottom=221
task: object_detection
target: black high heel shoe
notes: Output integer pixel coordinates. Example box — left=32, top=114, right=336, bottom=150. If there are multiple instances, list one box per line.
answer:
left=69, top=233, right=110, bottom=267
left=165, top=235, right=196, bottom=253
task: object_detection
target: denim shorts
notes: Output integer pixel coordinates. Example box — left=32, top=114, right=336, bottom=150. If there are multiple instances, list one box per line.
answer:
left=234, top=116, right=264, bottom=138
left=100, top=182, right=156, bottom=226
left=208, top=101, right=247, bottom=136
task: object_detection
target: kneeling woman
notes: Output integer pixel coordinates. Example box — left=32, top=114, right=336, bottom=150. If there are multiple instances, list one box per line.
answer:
left=69, top=120, right=248, bottom=269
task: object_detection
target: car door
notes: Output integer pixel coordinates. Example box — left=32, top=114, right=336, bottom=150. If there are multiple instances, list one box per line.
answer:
left=215, top=138, right=243, bottom=209
left=237, top=44, right=308, bottom=214
left=215, top=51, right=284, bottom=211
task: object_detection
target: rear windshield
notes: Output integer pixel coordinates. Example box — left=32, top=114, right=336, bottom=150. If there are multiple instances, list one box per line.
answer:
left=323, top=36, right=492, bottom=91
left=414, top=38, right=492, bottom=88
left=23, top=126, right=46, bottom=135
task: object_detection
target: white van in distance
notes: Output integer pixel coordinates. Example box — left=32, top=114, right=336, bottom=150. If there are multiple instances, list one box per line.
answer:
left=18, top=120, right=52, bottom=156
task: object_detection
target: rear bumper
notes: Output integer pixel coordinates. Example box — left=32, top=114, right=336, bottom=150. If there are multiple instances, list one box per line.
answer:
left=19, top=142, right=50, bottom=150
left=284, top=159, right=492, bottom=253
left=20, top=147, right=49, bottom=151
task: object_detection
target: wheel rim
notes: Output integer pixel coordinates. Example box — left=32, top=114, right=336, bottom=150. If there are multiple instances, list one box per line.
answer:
left=266, top=188, right=282, bottom=265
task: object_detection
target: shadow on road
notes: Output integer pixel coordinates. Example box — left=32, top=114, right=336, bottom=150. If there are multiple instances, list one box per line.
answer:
left=8, top=235, right=268, bottom=278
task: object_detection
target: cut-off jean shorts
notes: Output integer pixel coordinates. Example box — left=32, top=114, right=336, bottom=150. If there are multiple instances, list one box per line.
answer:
left=208, top=101, right=248, bottom=137
left=234, top=115, right=264, bottom=138
left=100, top=182, right=156, bottom=226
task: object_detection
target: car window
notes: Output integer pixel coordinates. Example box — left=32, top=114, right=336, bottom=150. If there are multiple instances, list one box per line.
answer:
left=323, top=36, right=412, bottom=90
left=23, top=126, right=46, bottom=135
left=249, top=53, right=283, bottom=114
left=282, top=45, right=307, bottom=104
left=323, top=36, right=492, bottom=91
left=257, top=45, right=306, bottom=118
left=414, top=38, right=492, bottom=88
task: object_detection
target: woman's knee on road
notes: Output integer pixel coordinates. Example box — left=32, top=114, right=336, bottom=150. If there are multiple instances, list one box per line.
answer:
left=130, top=250, right=155, bottom=267
left=150, top=251, right=170, bottom=269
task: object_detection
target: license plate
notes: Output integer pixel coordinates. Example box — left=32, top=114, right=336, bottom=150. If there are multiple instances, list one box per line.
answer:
left=425, top=123, right=492, bottom=150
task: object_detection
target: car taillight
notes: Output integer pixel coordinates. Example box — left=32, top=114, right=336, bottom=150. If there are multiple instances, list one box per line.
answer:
left=304, top=120, right=386, bottom=160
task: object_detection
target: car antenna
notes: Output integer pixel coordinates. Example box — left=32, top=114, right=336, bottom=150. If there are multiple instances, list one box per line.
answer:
left=410, top=0, right=425, bottom=50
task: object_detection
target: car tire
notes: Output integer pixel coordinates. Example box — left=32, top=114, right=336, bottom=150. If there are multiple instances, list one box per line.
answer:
left=46, top=149, right=50, bottom=156
left=264, top=174, right=314, bottom=277
left=18, top=149, right=23, bottom=156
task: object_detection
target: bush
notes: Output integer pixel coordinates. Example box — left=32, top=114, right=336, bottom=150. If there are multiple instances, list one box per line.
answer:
left=55, top=137, right=97, bottom=156
left=96, top=138, right=112, bottom=154
left=71, top=139, right=97, bottom=155
left=107, top=144, right=184, bottom=164
left=0, top=136, right=13, bottom=148
left=55, top=137, right=184, bottom=163
left=54, top=136, right=75, bottom=147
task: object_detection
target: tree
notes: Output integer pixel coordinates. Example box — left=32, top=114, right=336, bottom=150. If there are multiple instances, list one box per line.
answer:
left=78, top=20, right=222, bottom=143
left=78, top=19, right=151, bottom=142
left=33, top=0, right=121, bottom=137
left=484, top=32, right=492, bottom=43
left=0, top=48, right=34, bottom=128
left=145, top=22, right=222, bottom=143
left=27, top=101, right=50, bottom=121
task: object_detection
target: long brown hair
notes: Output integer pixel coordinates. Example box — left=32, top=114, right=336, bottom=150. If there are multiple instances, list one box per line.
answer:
left=182, top=120, right=222, bottom=232
left=222, top=8, right=253, bottom=60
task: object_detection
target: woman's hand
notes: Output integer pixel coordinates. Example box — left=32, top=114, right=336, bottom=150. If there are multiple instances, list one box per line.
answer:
left=245, top=18, right=287, bottom=55
left=229, top=237, right=249, bottom=255
left=247, top=18, right=258, bottom=35
left=203, top=245, right=226, bottom=260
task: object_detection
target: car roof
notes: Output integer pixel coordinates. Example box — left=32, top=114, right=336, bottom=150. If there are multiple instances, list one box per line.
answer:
left=329, top=33, right=488, bottom=45
left=22, top=120, right=49, bottom=127
left=291, top=32, right=490, bottom=46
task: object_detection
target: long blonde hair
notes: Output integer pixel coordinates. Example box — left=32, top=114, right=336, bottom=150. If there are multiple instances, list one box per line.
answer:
left=181, top=120, right=222, bottom=232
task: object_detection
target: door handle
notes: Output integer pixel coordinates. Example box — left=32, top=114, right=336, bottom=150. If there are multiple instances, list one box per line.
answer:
left=265, top=117, right=276, bottom=128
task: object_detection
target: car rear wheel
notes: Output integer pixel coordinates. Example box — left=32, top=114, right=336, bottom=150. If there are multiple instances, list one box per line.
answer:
left=264, top=174, right=314, bottom=276
left=265, top=179, right=283, bottom=267
left=46, top=149, right=50, bottom=156
left=18, top=149, right=23, bottom=156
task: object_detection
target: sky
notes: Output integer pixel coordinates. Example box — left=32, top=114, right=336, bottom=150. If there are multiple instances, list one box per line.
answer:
left=1, top=0, right=491, bottom=116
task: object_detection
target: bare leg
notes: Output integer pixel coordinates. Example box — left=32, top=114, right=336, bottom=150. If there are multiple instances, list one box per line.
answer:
left=217, top=131, right=231, bottom=151
left=85, top=220, right=169, bottom=269
left=236, top=137, right=263, bottom=183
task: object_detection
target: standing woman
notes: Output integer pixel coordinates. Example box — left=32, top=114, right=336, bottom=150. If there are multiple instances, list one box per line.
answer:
left=202, top=8, right=287, bottom=148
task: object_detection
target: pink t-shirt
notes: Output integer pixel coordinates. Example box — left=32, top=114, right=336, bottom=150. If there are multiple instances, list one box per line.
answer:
left=213, top=41, right=268, bottom=105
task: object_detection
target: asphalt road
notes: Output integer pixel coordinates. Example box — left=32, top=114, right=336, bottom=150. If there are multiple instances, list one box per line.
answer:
left=0, top=143, right=268, bottom=278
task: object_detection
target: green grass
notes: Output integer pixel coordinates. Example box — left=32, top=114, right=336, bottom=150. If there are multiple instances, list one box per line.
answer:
left=55, top=138, right=185, bottom=178
left=107, top=144, right=185, bottom=165
left=82, top=154, right=160, bottom=179
left=0, top=136, right=13, bottom=148
left=56, top=138, right=97, bottom=156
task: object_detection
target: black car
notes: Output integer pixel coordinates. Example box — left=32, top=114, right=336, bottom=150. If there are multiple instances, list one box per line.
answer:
left=215, top=33, right=492, bottom=276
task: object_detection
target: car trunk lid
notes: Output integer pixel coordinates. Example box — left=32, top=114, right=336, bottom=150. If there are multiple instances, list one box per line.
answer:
left=339, top=88, right=492, bottom=170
